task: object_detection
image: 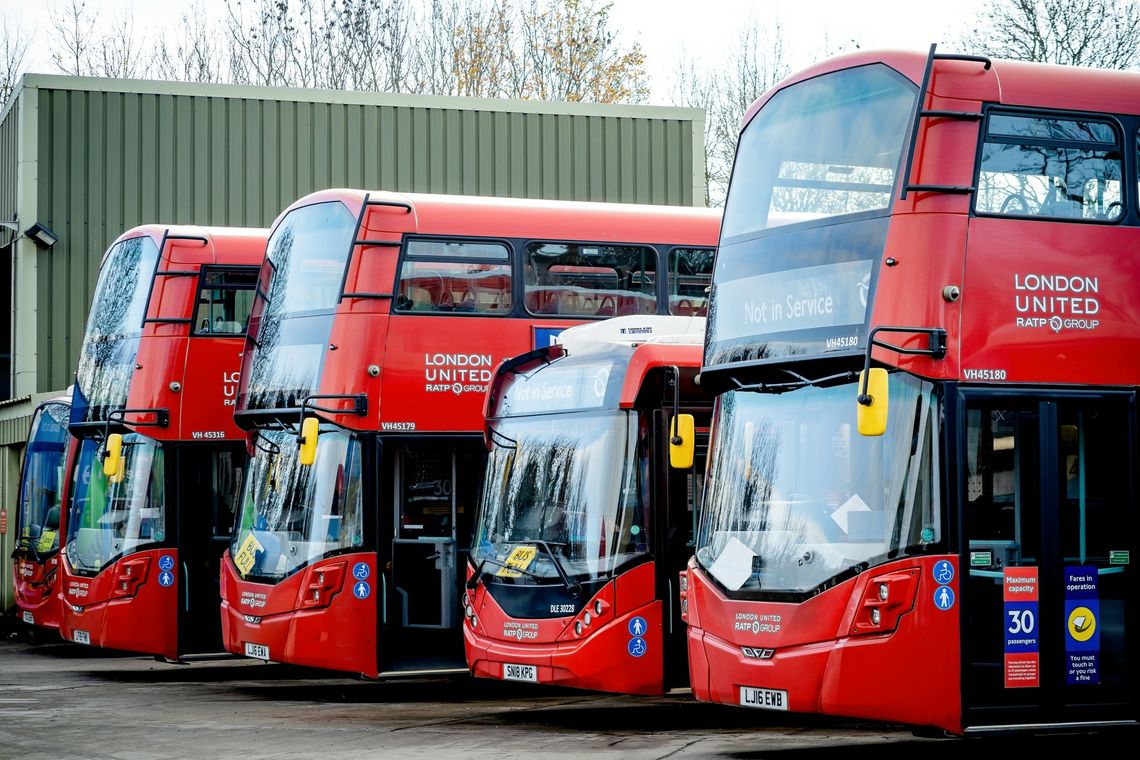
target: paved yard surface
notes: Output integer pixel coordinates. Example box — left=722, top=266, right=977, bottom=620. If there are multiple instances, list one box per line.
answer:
left=0, top=625, right=1131, bottom=759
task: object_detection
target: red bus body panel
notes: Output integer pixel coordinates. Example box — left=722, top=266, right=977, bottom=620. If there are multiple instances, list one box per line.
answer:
left=220, top=551, right=378, bottom=675
left=220, top=189, right=720, bottom=676
left=465, top=562, right=664, bottom=695
left=14, top=555, right=64, bottom=629
left=464, top=343, right=704, bottom=694
left=60, top=548, right=178, bottom=659
left=685, top=556, right=960, bottom=733
left=59, top=225, right=265, bottom=658
left=692, top=49, right=1140, bottom=734
left=14, top=430, right=77, bottom=631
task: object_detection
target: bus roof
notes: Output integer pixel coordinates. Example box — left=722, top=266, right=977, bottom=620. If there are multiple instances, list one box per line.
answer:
left=101, top=224, right=268, bottom=269
left=742, top=47, right=1140, bottom=131
left=273, top=188, right=721, bottom=247
left=486, top=317, right=704, bottom=422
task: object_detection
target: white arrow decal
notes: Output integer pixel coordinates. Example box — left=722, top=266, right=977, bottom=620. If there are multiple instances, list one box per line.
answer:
left=831, top=494, right=871, bottom=533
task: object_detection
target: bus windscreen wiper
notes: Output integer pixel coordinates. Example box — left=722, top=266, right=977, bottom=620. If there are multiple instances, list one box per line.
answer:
left=466, top=555, right=546, bottom=587
left=520, top=539, right=581, bottom=597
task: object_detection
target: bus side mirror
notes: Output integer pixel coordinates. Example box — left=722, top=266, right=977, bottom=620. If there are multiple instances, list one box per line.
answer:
left=103, top=433, right=123, bottom=478
left=670, top=413, right=695, bottom=469
left=299, top=417, right=319, bottom=466
left=857, top=368, right=889, bottom=437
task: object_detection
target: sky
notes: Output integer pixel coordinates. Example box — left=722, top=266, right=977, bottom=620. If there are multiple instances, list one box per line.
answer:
left=2, top=0, right=989, bottom=104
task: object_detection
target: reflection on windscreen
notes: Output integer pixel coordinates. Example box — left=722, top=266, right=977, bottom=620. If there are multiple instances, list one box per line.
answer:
left=230, top=428, right=363, bottom=580
left=472, top=410, right=647, bottom=583
left=75, top=236, right=160, bottom=420
left=16, top=403, right=70, bottom=554
left=244, top=202, right=356, bottom=409
left=696, top=375, right=938, bottom=594
left=65, top=435, right=165, bottom=573
left=721, top=64, right=916, bottom=239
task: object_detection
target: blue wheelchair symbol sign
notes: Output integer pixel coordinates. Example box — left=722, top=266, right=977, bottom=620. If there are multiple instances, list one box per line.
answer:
left=933, top=560, right=955, bottom=585
left=628, top=616, right=647, bottom=637
left=158, top=555, right=175, bottom=572
left=627, top=637, right=647, bottom=657
left=934, top=585, right=955, bottom=611
left=352, top=562, right=370, bottom=581
left=158, top=571, right=175, bottom=588
left=353, top=581, right=371, bottom=599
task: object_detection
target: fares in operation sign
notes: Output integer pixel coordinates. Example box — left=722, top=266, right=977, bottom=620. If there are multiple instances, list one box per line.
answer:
left=714, top=260, right=873, bottom=341
left=1064, top=565, right=1100, bottom=685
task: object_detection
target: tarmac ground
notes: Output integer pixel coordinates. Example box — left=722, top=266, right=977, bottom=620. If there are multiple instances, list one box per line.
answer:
left=0, top=620, right=1135, bottom=759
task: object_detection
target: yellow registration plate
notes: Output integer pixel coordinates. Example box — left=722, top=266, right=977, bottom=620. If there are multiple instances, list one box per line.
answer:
left=496, top=545, right=537, bottom=578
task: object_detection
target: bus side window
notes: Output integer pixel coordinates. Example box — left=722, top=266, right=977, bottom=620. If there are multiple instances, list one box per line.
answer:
left=395, top=239, right=512, bottom=315
left=193, top=268, right=258, bottom=335
left=976, top=112, right=1122, bottom=222
left=524, top=242, right=657, bottom=317
left=667, top=247, right=715, bottom=316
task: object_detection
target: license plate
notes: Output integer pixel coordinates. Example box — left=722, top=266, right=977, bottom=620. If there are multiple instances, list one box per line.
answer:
left=244, top=642, right=270, bottom=660
left=739, top=686, right=788, bottom=711
left=73, top=630, right=90, bottom=645
left=22, top=611, right=33, bottom=625
left=502, top=663, right=537, bottom=682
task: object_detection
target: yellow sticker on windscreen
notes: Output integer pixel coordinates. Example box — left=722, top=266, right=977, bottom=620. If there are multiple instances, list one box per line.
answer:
left=496, top=545, right=537, bottom=578
left=233, top=533, right=265, bottom=577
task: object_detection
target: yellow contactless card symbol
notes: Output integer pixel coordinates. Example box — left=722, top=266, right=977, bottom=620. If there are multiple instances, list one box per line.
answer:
left=233, top=533, right=265, bottom=577
left=1067, top=606, right=1097, bottom=642
left=496, top=545, right=537, bottom=578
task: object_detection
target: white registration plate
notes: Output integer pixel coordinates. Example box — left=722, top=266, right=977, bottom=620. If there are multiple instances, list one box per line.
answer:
left=502, top=663, right=537, bottom=682
left=73, top=630, right=90, bottom=645
left=739, top=686, right=788, bottom=711
left=22, top=611, right=34, bottom=625
left=244, top=642, right=270, bottom=660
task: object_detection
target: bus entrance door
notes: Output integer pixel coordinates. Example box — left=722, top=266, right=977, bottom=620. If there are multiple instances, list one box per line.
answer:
left=653, top=409, right=707, bottom=690
left=959, top=391, right=1137, bottom=731
left=393, top=443, right=457, bottom=630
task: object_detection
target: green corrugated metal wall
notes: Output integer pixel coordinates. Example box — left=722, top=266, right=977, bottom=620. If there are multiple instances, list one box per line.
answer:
left=0, top=96, right=16, bottom=247
left=26, top=79, right=701, bottom=393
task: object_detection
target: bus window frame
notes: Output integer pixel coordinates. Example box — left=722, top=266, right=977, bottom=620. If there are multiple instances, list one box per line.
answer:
left=392, top=235, right=515, bottom=318
left=664, top=245, right=716, bottom=317
left=971, top=105, right=1128, bottom=226
left=521, top=239, right=662, bottom=319
left=190, top=265, right=261, bottom=337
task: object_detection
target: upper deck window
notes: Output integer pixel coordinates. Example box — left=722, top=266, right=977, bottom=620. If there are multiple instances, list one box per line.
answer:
left=976, top=112, right=1123, bottom=221
left=242, top=201, right=356, bottom=410
left=524, top=243, right=656, bottom=317
left=721, top=64, right=916, bottom=241
left=667, top=248, right=715, bottom=316
left=193, top=268, right=258, bottom=335
left=395, top=239, right=512, bottom=315
left=75, top=235, right=161, bottom=418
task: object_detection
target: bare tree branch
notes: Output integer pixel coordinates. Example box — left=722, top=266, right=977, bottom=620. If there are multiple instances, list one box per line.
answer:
left=153, top=1, right=224, bottom=83
left=961, top=0, right=1140, bottom=69
left=49, top=0, right=95, bottom=76
left=672, top=19, right=790, bottom=206
left=1, top=16, right=31, bottom=108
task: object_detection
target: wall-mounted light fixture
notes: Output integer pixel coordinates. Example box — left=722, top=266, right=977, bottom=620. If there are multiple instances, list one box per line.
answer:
left=0, top=218, right=58, bottom=249
left=24, top=222, right=58, bottom=249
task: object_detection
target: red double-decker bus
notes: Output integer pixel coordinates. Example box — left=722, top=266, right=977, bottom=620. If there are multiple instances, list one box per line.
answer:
left=59, top=225, right=265, bottom=660
left=11, top=389, right=75, bottom=631
left=221, top=189, right=719, bottom=677
left=683, top=45, right=1140, bottom=735
left=464, top=315, right=711, bottom=694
